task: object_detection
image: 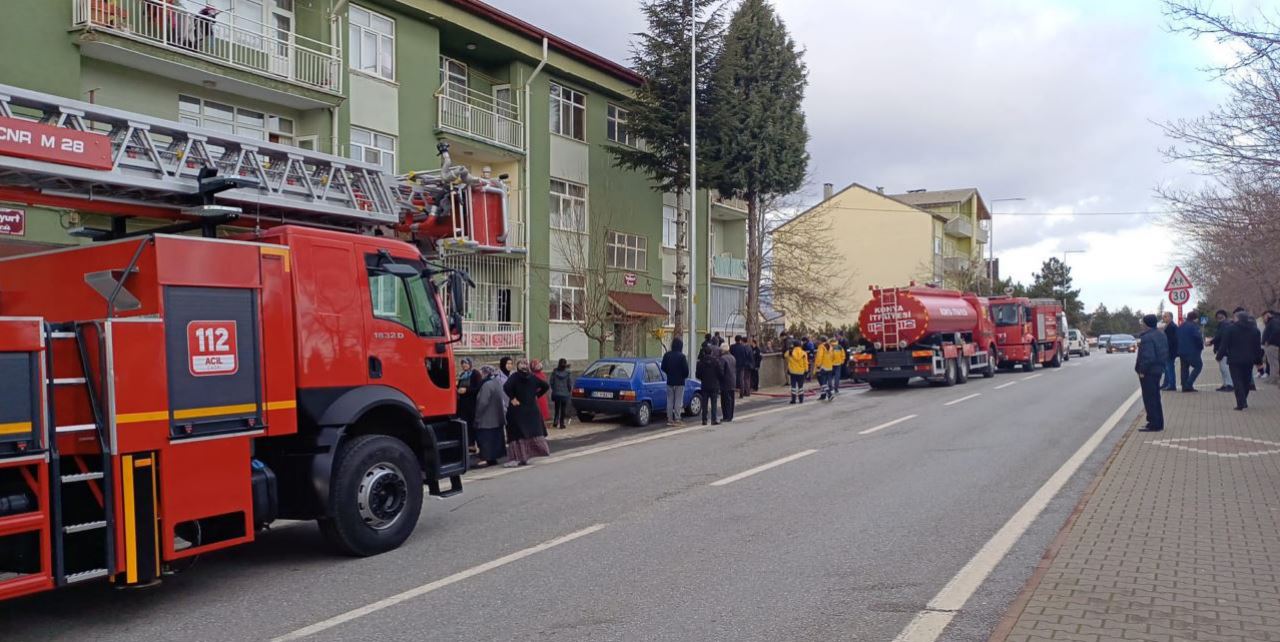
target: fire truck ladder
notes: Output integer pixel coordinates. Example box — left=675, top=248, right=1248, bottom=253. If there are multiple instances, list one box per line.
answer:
left=879, top=288, right=901, bottom=348
left=42, top=322, right=115, bottom=586
left=0, top=82, right=398, bottom=229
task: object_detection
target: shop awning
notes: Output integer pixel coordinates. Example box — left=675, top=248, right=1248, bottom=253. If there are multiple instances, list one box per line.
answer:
left=608, top=291, right=668, bottom=318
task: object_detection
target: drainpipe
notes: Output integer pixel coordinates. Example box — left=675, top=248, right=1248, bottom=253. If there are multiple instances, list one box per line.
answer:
left=523, top=38, right=549, bottom=357
left=329, top=0, right=349, bottom=155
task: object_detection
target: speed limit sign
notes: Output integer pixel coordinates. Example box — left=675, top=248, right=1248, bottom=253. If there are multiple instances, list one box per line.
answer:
left=1168, top=288, right=1190, bottom=306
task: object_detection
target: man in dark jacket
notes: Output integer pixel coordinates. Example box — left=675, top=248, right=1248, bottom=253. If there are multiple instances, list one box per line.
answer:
left=1136, top=314, right=1169, bottom=431
left=661, top=337, right=690, bottom=426
left=1263, top=310, right=1280, bottom=388
left=1211, top=309, right=1234, bottom=392
left=718, top=343, right=737, bottom=422
left=731, top=336, right=753, bottom=399
left=695, top=346, right=721, bottom=425
left=1176, top=310, right=1204, bottom=392
left=1160, top=312, right=1179, bottom=391
left=1225, top=310, right=1265, bottom=410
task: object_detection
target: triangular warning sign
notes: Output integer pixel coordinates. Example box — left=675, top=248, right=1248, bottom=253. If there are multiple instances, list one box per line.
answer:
left=1164, top=266, right=1193, bottom=292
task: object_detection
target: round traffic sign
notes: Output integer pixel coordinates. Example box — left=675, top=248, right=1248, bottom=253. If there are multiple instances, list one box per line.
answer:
left=1168, top=288, right=1190, bottom=305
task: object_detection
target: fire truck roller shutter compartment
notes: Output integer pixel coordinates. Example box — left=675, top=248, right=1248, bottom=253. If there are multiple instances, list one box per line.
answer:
left=0, top=350, right=40, bottom=457
left=163, top=287, right=264, bottom=440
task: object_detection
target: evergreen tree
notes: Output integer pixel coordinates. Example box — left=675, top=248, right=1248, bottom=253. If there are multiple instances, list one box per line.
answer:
left=1088, top=303, right=1112, bottom=335
left=704, top=0, right=808, bottom=338
left=609, top=0, right=724, bottom=339
left=1028, top=257, right=1085, bottom=327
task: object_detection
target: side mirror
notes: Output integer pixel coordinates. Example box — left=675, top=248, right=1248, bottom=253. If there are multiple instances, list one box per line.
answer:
left=449, top=310, right=464, bottom=338
left=449, top=271, right=467, bottom=313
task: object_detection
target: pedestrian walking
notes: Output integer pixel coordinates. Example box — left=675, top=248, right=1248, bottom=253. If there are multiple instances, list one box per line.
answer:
left=549, top=358, right=573, bottom=430
left=472, top=366, right=508, bottom=467
left=749, top=338, right=763, bottom=392
left=786, top=340, right=808, bottom=404
left=1211, top=309, right=1234, bottom=392
left=502, top=360, right=550, bottom=466
left=1263, top=310, right=1280, bottom=388
left=815, top=336, right=835, bottom=401
left=702, top=333, right=716, bottom=351
left=1224, top=310, right=1265, bottom=411
left=828, top=337, right=846, bottom=396
left=455, top=357, right=483, bottom=450
left=719, top=343, right=737, bottom=422
left=661, top=337, right=690, bottom=426
left=803, top=336, right=817, bottom=381
left=1177, top=310, right=1204, bottom=392
left=531, top=359, right=551, bottom=424
left=713, top=331, right=724, bottom=347
left=1136, top=314, right=1169, bottom=431
left=731, top=336, right=753, bottom=399
left=1160, top=312, right=1179, bottom=391
left=695, top=346, right=722, bottom=425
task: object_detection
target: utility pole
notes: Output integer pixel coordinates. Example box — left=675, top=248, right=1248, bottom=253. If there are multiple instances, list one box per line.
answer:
left=687, top=8, right=698, bottom=354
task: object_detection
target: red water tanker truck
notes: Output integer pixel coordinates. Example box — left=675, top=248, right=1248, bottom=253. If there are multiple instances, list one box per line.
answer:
left=852, top=285, right=997, bottom=389
left=987, top=296, right=1066, bottom=370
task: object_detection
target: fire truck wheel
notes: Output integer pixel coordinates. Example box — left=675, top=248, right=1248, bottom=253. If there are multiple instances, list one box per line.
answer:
left=956, top=357, right=970, bottom=384
left=982, top=349, right=997, bottom=378
left=1049, top=347, right=1063, bottom=368
left=320, top=435, right=424, bottom=557
left=934, top=359, right=957, bottom=387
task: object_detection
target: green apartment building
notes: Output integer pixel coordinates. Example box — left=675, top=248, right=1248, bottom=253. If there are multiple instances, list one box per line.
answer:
left=0, top=0, right=752, bottom=362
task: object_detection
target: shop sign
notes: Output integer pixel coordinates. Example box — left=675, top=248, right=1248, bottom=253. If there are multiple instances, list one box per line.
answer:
left=0, top=116, right=114, bottom=170
left=0, top=209, right=23, bottom=236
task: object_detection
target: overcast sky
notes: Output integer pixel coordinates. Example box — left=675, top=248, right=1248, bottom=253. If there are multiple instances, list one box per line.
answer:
left=487, top=0, right=1254, bottom=313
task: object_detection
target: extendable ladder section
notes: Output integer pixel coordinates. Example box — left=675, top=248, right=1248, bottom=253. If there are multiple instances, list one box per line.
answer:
left=880, top=288, right=901, bottom=348
left=0, top=82, right=398, bottom=228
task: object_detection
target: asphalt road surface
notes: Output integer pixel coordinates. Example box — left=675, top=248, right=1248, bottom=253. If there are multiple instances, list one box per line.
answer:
left=1, top=353, right=1144, bottom=642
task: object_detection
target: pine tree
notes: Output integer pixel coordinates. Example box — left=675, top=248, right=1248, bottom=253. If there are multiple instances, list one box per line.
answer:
left=1028, top=257, right=1085, bottom=327
left=609, top=0, right=723, bottom=340
left=704, top=0, right=808, bottom=339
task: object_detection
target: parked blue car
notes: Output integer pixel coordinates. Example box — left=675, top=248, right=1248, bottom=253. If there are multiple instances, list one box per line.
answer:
left=571, top=357, right=702, bottom=427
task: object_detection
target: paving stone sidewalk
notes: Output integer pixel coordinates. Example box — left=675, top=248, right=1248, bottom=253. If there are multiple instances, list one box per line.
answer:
left=997, top=362, right=1280, bottom=642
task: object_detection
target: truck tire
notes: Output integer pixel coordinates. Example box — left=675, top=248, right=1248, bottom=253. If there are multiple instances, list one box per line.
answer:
left=320, top=435, right=423, bottom=557
left=1049, top=346, right=1063, bottom=368
left=1024, top=351, right=1036, bottom=371
left=956, top=357, right=970, bottom=384
left=933, top=359, right=957, bottom=387
left=983, top=347, right=997, bottom=378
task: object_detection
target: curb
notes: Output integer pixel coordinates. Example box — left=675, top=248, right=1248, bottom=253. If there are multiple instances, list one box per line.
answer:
left=986, top=411, right=1143, bottom=642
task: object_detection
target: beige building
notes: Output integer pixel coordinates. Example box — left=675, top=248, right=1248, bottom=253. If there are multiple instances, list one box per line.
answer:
left=772, top=184, right=989, bottom=328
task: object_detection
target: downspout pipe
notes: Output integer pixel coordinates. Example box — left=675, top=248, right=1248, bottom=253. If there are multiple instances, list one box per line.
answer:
left=329, top=0, right=349, bottom=156
left=523, top=38, right=549, bottom=357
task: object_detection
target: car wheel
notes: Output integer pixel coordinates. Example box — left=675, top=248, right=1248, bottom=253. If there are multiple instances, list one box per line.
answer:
left=577, top=411, right=595, bottom=422
left=632, top=402, right=652, bottom=427
left=685, top=393, right=702, bottom=417
left=319, top=435, right=423, bottom=557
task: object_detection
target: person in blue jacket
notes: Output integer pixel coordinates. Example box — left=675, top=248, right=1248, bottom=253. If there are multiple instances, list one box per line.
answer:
left=1136, top=314, right=1170, bottom=432
left=1176, top=310, right=1204, bottom=392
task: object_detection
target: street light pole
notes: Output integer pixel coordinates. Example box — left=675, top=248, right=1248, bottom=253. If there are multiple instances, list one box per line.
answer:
left=987, top=197, right=1026, bottom=293
left=687, top=7, right=698, bottom=355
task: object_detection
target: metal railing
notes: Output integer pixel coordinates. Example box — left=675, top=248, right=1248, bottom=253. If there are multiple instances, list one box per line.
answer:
left=72, top=0, right=342, bottom=94
left=712, top=255, right=748, bottom=281
left=458, top=321, right=524, bottom=353
left=436, top=83, right=524, bottom=152
left=712, top=192, right=750, bottom=213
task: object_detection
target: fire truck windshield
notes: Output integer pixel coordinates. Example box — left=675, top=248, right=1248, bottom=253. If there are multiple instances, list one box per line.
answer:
left=991, top=303, right=1022, bottom=326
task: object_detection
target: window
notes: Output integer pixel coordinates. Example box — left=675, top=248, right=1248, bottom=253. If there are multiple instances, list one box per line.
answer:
left=549, top=179, right=587, bottom=232
left=606, top=231, right=647, bottom=271
left=607, top=104, right=635, bottom=146
left=933, top=235, right=943, bottom=255
left=550, top=83, right=586, bottom=140
left=710, top=285, right=747, bottom=332
left=548, top=271, right=586, bottom=322
left=350, top=4, right=395, bottom=81
left=369, top=273, right=411, bottom=326
left=644, top=362, right=664, bottom=383
left=662, top=205, right=678, bottom=248
left=405, top=275, right=445, bottom=336
left=178, top=95, right=294, bottom=144
left=583, top=361, right=633, bottom=379
left=348, top=126, right=396, bottom=173
left=662, top=285, right=676, bottom=327
left=439, top=56, right=468, bottom=96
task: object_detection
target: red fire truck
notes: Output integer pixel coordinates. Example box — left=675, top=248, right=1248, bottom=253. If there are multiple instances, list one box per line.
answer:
left=988, top=296, right=1066, bottom=371
left=852, top=285, right=997, bottom=388
left=0, top=83, right=511, bottom=600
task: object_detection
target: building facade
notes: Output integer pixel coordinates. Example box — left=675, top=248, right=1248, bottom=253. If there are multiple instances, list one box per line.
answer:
left=0, top=0, right=749, bottom=363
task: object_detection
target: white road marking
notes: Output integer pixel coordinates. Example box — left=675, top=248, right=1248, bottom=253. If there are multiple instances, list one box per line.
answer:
left=891, top=388, right=1142, bottom=642
left=710, top=449, right=818, bottom=487
left=469, top=402, right=807, bottom=481
left=858, top=415, right=917, bottom=435
left=272, top=524, right=609, bottom=641
left=943, top=393, right=981, bottom=406
left=1021, top=373, right=1043, bottom=381
left=994, top=381, right=1018, bottom=390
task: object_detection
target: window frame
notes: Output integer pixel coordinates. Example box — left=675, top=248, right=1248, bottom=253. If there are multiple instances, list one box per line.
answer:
left=348, top=125, right=397, bottom=174
left=661, top=205, right=678, bottom=249
left=606, top=103, right=635, bottom=146
left=548, top=271, right=586, bottom=322
left=662, top=285, right=676, bottom=328
left=549, top=179, right=588, bottom=233
left=349, top=4, right=396, bottom=82
left=606, top=230, right=648, bottom=271
left=550, top=82, right=586, bottom=141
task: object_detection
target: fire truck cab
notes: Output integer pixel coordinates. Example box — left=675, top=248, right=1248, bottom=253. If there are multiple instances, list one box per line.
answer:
left=989, top=296, right=1065, bottom=371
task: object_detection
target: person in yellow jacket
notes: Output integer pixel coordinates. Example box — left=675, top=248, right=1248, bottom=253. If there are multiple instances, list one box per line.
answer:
left=786, top=340, right=809, bottom=404
left=815, top=336, right=836, bottom=401
left=825, top=338, right=846, bottom=399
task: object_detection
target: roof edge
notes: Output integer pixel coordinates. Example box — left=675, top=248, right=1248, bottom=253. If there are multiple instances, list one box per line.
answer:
left=774, top=183, right=946, bottom=232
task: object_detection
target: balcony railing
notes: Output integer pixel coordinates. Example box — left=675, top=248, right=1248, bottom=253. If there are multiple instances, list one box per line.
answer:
left=944, top=215, right=974, bottom=239
left=437, top=83, right=524, bottom=152
left=712, top=255, right=748, bottom=281
left=976, top=226, right=990, bottom=244
left=458, top=321, right=524, bottom=353
left=942, top=256, right=969, bottom=274
left=73, top=0, right=342, bottom=94
left=712, top=192, right=750, bottom=213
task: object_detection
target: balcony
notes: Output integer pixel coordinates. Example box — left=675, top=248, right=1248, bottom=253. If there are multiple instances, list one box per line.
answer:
left=712, top=255, right=748, bottom=281
left=943, top=215, right=974, bottom=239
left=458, top=321, right=524, bottom=354
left=710, top=191, right=749, bottom=220
left=72, top=0, right=342, bottom=99
left=437, top=83, right=524, bottom=153
left=975, top=226, right=990, bottom=244
left=942, top=256, right=969, bottom=274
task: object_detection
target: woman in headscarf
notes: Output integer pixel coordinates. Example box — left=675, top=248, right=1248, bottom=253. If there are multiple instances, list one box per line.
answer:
left=531, top=359, right=552, bottom=424
left=497, top=356, right=513, bottom=383
left=472, top=365, right=507, bottom=467
left=456, top=358, right=483, bottom=452
left=502, top=359, right=551, bottom=466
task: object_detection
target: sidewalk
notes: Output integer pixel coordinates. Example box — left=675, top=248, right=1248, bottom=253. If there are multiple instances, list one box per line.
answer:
left=995, top=366, right=1280, bottom=641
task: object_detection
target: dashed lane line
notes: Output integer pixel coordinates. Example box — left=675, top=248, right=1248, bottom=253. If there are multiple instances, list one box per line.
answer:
left=994, top=381, right=1019, bottom=390
left=944, top=393, right=982, bottom=406
left=272, top=524, right=610, bottom=641
left=709, top=449, right=819, bottom=487
left=858, top=414, right=917, bottom=436
left=1021, top=373, right=1043, bottom=381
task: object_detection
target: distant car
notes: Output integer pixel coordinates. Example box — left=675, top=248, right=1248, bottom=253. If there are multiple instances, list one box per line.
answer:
left=1106, top=334, right=1137, bottom=353
left=1097, top=334, right=1112, bottom=350
left=571, top=357, right=702, bottom=427
left=1067, top=329, right=1090, bottom=357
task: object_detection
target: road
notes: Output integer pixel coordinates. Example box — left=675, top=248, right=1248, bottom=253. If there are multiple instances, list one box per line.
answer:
left=1, top=353, right=1143, bottom=642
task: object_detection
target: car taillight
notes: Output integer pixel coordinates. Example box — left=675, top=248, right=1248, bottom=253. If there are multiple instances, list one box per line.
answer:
left=619, top=390, right=637, bottom=400
left=572, top=388, right=585, bottom=397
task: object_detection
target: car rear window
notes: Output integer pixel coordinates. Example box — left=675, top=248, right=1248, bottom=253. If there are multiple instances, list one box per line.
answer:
left=582, top=361, right=635, bottom=379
